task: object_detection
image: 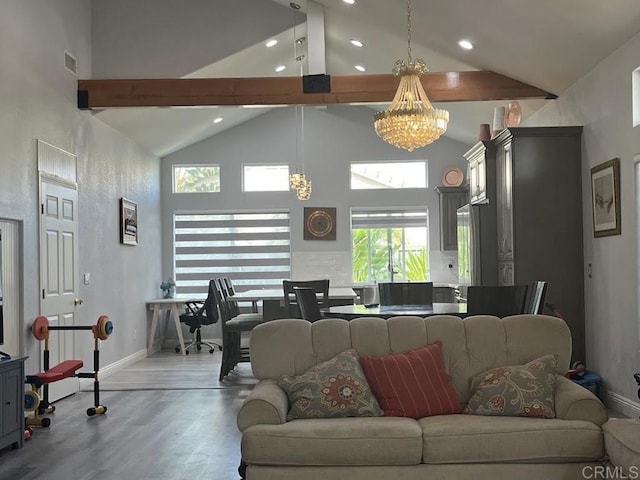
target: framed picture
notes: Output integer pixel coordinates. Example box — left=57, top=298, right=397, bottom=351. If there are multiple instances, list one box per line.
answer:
left=303, top=207, right=337, bottom=240
left=120, top=197, right=138, bottom=245
left=590, top=158, right=621, bottom=237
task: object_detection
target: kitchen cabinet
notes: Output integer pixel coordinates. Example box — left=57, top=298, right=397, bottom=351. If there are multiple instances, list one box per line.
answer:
left=435, top=185, right=469, bottom=250
left=465, top=141, right=495, bottom=205
left=0, top=357, right=26, bottom=451
left=493, top=127, right=584, bottom=361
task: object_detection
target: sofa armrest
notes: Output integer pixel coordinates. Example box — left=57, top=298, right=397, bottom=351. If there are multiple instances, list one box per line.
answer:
left=237, top=379, right=289, bottom=432
left=554, top=375, right=608, bottom=427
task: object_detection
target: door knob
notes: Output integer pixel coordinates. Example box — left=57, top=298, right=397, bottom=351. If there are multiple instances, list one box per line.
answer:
left=74, top=298, right=84, bottom=306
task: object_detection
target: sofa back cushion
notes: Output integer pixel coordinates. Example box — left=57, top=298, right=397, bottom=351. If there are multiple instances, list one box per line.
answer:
left=250, top=314, right=571, bottom=404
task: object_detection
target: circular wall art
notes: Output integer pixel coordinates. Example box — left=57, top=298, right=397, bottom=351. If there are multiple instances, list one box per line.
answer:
left=442, top=167, right=464, bottom=187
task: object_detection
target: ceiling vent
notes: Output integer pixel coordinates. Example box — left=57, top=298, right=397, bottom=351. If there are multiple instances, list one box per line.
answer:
left=64, top=50, right=77, bottom=76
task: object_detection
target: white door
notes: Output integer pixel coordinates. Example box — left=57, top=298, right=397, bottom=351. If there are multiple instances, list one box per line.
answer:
left=39, top=177, right=81, bottom=401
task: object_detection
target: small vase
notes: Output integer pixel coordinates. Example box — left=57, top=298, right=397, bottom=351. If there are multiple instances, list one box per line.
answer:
left=478, top=124, right=491, bottom=141
left=492, top=107, right=506, bottom=138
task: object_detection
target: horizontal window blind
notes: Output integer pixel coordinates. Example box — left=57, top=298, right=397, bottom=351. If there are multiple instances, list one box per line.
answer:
left=174, top=212, right=290, bottom=297
left=351, top=208, right=428, bottom=229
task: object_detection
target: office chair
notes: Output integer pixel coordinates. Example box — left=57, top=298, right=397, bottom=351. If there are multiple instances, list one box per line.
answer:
left=176, top=279, right=221, bottom=354
left=378, top=282, right=433, bottom=306
left=213, top=277, right=264, bottom=381
left=466, top=284, right=529, bottom=317
left=283, top=279, right=329, bottom=317
left=293, top=287, right=324, bottom=322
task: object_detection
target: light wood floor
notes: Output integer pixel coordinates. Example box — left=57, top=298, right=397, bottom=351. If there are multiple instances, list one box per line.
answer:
left=0, top=351, right=254, bottom=480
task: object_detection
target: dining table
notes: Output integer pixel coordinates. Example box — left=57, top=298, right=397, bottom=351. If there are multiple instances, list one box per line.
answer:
left=227, top=287, right=358, bottom=320
left=321, top=302, right=467, bottom=320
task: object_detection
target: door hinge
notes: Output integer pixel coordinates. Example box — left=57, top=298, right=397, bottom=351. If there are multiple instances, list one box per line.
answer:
left=42, top=289, right=45, bottom=299
left=41, top=203, right=44, bottom=214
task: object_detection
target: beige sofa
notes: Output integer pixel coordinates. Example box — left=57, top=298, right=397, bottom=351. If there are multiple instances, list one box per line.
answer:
left=237, top=315, right=608, bottom=480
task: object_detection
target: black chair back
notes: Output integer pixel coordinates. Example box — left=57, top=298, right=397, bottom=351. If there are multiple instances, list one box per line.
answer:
left=283, top=279, right=329, bottom=317
left=466, top=285, right=529, bottom=317
left=524, top=281, right=548, bottom=314
left=179, top=279, right=218, bottom=328
left=211, top=277, right=232, bottom=322
left=378, top=282, right=433, bottom=306
left=293, top=287, right=323, bottom=322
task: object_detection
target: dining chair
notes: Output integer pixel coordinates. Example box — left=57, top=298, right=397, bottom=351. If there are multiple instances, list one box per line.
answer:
left=378, top=282, right=434, bottom=306
left=466, top=284, right=529, bottom=317
left=212, top=277, right=264, bottom=381
left=524, top=280, right=548, bottom=314
left=293, top=287, right=324, bottom=322
left=283, top=279, right=330, bottom=318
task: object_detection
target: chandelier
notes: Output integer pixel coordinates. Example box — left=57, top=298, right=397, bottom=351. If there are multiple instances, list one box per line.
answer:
left=288, top=2, right=312, bottom=200
left=373, top=0, right=449, bottom=151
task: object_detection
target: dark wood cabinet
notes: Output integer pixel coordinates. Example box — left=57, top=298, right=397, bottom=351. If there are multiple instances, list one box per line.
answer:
left=0, top=357, right=26, bottom=451
left=465, top=141, right=496, bottom=205
left=497, top=127, right=584, bottom=360
left=435, top=185, right=469, bottom=251
left=464, top=127, right=584, bottom=361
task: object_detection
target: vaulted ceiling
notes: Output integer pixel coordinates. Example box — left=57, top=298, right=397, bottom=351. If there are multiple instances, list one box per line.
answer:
left=89, top=0, right=640, bottom=157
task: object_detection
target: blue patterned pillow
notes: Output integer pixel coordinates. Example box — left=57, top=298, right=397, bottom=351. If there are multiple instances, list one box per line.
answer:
left=277, top=348, right=383, bottom=420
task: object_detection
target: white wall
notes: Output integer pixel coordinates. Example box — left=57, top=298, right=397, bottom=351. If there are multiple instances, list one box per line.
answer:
left=161, top=104, right=471, bottom=288
left=526, top=30, right=640, bottom=413
left=0, top=0, right=162, bottom=373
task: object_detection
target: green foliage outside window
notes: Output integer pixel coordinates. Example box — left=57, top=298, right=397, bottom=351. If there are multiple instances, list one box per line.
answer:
left=352, top=228, right=428, bottom=283
left=174, top=166, right=220, bottom=193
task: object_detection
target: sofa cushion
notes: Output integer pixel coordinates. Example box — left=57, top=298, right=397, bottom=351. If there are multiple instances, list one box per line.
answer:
left=359, top=342, right=462, bottom=418
left=463, top=354, right=558, bottom=418
left=277, top=348, right=382, bottom=420
left=242, top=417, right=423, bottom=466
left=419, top=414, right=604, bottom=463
left=603, top=418, right=640, bottom=475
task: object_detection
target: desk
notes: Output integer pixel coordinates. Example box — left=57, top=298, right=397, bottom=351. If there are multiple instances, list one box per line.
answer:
left=228, top=288, right=357, bottom=320
left=146, top=298, right=201, bottom=355
left=321, top=303, right=467, bottom=320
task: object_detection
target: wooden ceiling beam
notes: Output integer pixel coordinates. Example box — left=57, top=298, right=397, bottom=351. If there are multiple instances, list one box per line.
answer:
left=77, top=71, right=556, bottom=109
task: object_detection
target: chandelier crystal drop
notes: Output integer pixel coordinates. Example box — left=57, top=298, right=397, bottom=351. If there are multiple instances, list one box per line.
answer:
left=373, top=0, right=449, bottom=151
left=296, top=177, right=312, bottom=200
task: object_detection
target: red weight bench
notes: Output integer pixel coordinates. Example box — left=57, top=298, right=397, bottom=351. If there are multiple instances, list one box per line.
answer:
left=25, top=360, right=84, bottom=428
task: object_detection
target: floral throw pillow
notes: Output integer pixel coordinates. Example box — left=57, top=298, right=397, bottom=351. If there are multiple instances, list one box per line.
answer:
left=463, top=354, right=559, bottom=419
left=277, top=348, right=383, bottom=420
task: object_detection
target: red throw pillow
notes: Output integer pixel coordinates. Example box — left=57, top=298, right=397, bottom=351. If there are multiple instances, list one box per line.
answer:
left=359, top=342, right=462, bottom=418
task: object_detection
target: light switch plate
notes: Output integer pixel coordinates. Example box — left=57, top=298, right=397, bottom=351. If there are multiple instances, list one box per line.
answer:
left=83, top=272, right=91, bottom=285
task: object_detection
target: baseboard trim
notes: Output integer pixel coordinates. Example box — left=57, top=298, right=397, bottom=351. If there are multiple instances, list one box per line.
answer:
left=604, top=391, right=640, bottom=419
left=78, top=348, right=147, bottom=391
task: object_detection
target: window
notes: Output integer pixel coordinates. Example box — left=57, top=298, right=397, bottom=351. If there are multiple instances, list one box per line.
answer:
left=173, top=165, right=220, bottom=193
left=174, top=212, right=291, bottom=299
left=351, top=208, right=429, bottom=283
left=351, top=162, right=427, bottom=189
left=243, top=165, right=290, bottom=192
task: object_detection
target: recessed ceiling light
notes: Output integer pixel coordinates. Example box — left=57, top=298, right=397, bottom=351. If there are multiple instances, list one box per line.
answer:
left=355, top=65, right=366, bottom=72
left=275, top=65, right=286, bottom=72
left=265, top=39, right=278, bottom=48
left=458, top=39, right=474, bottom=50
left=213, top=117, right=223, bottom=124
left=350, top=39, right=364, bottom=48
left=342, top=0, right=356, bottom=5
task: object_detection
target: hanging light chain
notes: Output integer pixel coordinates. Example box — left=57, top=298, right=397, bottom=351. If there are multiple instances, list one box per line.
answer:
left=407, top=0, right=412, bottom=62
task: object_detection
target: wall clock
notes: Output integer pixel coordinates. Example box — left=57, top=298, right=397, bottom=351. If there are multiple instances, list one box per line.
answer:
left=303, top=207, right=337, bottom=240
